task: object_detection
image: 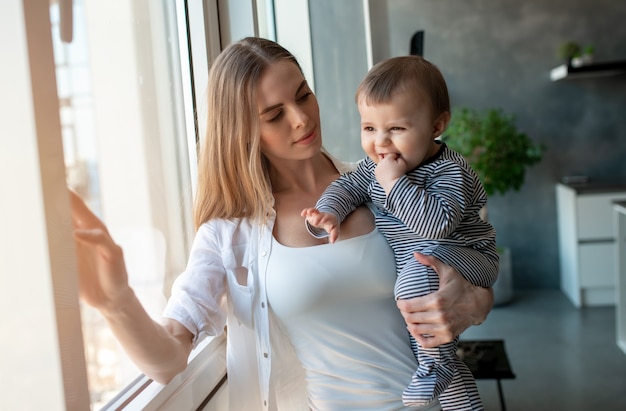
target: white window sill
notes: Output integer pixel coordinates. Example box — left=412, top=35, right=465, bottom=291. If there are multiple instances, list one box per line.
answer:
left=102, top=333, right=227, bottom=410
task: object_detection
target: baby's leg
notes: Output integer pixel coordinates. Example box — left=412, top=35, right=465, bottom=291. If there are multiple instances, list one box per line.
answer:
left=438, top=360, right=484, bottom=411
left=395, top=257, right=454, bottom=406
left=431, top=244, right=499, bottom=288
left=395, top=257, right=483, bottom=409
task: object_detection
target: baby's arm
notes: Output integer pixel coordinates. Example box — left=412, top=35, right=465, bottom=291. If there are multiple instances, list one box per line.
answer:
left=301, top=208, right=340, bottom=243
left=386, top=161, right=477, bottom=240
left=303, top=159, right=374, bottom=241
left=375, top=153, right=407, bottom=194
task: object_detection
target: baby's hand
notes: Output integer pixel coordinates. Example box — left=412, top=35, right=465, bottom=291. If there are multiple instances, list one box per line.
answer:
left=301, top=208, right=340, bottom=243
left=375, top=154, right=407, bottom=194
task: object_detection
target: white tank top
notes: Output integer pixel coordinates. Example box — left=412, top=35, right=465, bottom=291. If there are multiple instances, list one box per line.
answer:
left=266, top=229, right=440, bottom=411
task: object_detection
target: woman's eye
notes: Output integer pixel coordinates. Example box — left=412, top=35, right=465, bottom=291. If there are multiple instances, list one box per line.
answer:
left=363, top=126, right=374, bottom=132
left=268, top=111, right=283, bottom=122
left=297, top=92, right=312, bottom=102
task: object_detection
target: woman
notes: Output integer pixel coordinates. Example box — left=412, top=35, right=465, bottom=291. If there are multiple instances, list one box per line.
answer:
left=71, top=37, right=493, bottom=411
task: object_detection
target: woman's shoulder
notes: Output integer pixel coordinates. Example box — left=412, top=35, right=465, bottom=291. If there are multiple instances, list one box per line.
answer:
left=321, top=147, right=362, bottom=174
left=194, top=217, right=268, bottom=248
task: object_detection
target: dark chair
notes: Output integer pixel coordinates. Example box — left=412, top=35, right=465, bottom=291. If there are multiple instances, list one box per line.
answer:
left=457, top=339, right=516, bottom=411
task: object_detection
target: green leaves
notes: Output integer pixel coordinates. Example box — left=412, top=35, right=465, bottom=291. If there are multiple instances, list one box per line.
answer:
left=557, top=41, right=582, bottom=61
left=443, top=107, right=544, bottom=197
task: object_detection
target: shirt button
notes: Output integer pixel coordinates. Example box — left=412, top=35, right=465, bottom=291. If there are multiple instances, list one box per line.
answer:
left=263, top=352, right=269, bottom=358
left=261, top=251, right=267, bottom=257
left=264, top=400, right=267, bottom=406
left=261, top=302, right=266, bottom=308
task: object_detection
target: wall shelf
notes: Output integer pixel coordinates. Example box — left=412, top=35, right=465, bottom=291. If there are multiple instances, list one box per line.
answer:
left=550, top=60, right=626, bottom=81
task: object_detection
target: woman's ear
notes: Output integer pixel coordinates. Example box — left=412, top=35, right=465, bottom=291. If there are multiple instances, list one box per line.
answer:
left=433, top=111, right=451, bottom=138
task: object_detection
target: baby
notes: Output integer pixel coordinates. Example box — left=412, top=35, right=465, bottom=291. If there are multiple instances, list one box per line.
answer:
left=302, top=55, right=498, bottom=410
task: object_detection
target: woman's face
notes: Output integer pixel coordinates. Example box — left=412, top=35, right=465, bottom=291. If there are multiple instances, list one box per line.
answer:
left=257, top=61, right=322, bottom=163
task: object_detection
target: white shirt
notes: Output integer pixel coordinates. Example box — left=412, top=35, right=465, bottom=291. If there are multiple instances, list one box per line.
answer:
left=162, top=154, right=356, bottom=411
left=162, top=153, right=442, bottom=410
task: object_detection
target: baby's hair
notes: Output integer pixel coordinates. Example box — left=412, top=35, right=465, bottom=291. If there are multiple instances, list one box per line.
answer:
left=356, top=55, right=450, bottom=117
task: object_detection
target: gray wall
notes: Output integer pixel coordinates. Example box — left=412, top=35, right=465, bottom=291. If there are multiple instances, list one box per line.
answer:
left=311, top=0, right=626, bottom=289
left=387, top=0, right=626, bottom=289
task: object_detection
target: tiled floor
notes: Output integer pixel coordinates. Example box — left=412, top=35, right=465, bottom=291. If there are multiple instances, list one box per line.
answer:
left=461, top=290, right=626, bottom=411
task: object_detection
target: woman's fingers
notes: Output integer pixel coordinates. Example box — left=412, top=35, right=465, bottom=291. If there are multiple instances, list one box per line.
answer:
left=69, top=189, right=130, bottom=309
left=397, top=252, right=479, bottom=346
left=411, top=326, right=454, bottom=348
left=68, top=189, right=107, bottom=231
left=74, top=227, right=114, bottom=247
left=412, top=251, right=458, bottom=285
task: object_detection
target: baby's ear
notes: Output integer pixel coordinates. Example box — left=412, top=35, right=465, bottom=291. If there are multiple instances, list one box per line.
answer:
left=433, top=111, right=451, bottom=137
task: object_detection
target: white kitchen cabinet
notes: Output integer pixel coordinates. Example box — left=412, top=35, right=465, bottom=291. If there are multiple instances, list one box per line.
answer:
left=556, top=183, right=626, bottom=307
left=614, top=201, right=626, bottom=356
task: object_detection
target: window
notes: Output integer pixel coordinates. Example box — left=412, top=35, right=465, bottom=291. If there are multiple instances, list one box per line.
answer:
left=1, top=0, right=295, bottom=409
left=49, top=0, right=198, bottom=407
left=1, top=0, right=229, bottom=409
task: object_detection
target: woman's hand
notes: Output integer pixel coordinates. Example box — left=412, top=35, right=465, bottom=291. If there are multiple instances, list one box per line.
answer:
left=70, top=190, right=194, bottom=383
left=69, top=189, right=133, bottom=312
left=396, top=252, right=493, bottom=348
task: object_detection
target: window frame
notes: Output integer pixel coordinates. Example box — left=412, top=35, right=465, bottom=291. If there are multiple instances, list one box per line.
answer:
left=101, top=335, right=227, bottom=410
left=1, top=0, right=90, bottom=409
left=2, top=0, right=294, bottom=409
left=1, top=0, right=243, bottom=409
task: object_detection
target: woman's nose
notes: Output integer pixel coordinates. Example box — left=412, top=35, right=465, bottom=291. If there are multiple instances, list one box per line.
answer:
left=288, top=106, right=308, bottom=129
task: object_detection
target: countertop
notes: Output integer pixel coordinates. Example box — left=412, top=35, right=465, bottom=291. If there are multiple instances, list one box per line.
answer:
left=559, top=180, right=626, bottom=194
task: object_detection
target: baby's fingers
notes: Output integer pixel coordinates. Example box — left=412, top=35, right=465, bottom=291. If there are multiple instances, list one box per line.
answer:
left=328, top=227, right=339, bottom=244
left=305, top=211, right=327, bottom=227
left=301, top=207, right=319, bottom=218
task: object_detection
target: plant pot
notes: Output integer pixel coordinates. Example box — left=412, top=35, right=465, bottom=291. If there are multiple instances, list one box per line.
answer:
left=493, top=247, right=513, bottom=306
left=571, top=56, right=584, bottom=67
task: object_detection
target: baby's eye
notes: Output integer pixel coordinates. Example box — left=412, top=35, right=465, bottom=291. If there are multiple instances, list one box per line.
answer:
left=390, top=126, right=404, bottom=131
left=363, top=126, right=375, bottom=132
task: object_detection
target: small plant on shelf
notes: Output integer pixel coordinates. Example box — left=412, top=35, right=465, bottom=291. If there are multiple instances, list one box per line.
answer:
left=557, top=41, right=581, bottom=65
left=582, top=44, right=595, bottom=64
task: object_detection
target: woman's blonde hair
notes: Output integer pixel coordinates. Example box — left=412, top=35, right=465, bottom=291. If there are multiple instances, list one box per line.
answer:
left=193, top=37, right=302, bottom=229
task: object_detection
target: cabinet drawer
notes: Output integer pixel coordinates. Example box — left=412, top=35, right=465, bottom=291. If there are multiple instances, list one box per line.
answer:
left=579, top=242, right=616, bottom=287
left=577, top=193, right=626, bottom=239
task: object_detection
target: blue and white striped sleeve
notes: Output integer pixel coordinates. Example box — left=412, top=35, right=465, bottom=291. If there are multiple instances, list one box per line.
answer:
left=385, top=161, right=478, bottom=240
left=305, top=158, right=374, bottom=238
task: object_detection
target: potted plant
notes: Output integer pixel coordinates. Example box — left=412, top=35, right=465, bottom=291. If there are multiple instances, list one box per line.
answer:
left=557, top=41, right=582, bottom=66
left=582, top=45, right=595, bottom=65
left=442, top=107, right=545, bottom=304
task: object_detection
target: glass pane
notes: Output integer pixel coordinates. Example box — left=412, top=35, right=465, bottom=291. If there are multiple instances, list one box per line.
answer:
left=49, top=0, right=194, bottom=408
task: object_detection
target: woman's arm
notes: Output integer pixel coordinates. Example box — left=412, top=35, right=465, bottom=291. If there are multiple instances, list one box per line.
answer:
left=396, top=252, right=494, bottom=349
left=70, top=190, right=193, bottom=384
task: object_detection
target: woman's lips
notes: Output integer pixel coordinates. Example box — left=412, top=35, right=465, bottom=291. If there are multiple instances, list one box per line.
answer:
left=295, top=130, right=316, bottom=145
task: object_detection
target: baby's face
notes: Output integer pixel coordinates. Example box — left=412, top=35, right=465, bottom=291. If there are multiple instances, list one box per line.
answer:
left=358, top=89, right=444, bottom=171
